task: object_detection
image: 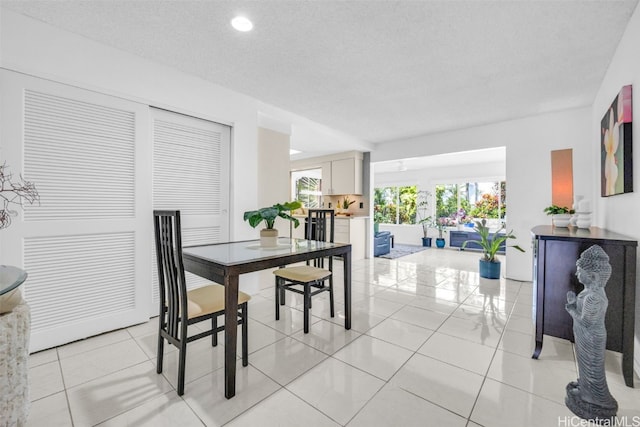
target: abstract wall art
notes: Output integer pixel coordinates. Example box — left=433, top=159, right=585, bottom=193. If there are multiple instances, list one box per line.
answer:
left=601, top=85, right=632, bottom=197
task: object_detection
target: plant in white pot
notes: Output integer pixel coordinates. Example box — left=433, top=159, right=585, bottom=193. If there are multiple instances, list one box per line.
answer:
left=243, top=201, right=301, bottom=247
left=544, top=205, right=574, bottom=227
left=462, top=219, right=525, bottom=279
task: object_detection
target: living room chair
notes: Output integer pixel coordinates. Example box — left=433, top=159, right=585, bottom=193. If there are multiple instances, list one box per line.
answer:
left=274, top=209, right=335, bottom=333
left=153, top=210, right=250, bottom=396
left=374, top=231, right=391, bottom=256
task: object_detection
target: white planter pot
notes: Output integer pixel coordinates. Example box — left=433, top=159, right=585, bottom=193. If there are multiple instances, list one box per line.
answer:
left=260, top=228, right=279, bottom=247
left=552, top=214, right=571, bottom=228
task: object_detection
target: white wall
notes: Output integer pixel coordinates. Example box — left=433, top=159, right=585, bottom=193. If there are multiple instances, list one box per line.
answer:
left=258, top=127, right=291, bottom=207
left=591, top=1, right=640, bottom=378
left=257, top=127, right=293, bottom=232
left=372, top=107, right=593, bottom=281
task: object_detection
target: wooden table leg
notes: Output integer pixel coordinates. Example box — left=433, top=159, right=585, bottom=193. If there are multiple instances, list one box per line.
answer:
left=343, top=249, right=351, bottom=330
left=224, top=274, right=239, bottom=399
left=532, top=339, right=543, bottom=359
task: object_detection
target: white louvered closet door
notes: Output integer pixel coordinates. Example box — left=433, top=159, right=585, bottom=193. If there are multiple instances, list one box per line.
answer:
left=0, top=70, right=152, bottom=352
left=151, top=108, right=230, bottom=312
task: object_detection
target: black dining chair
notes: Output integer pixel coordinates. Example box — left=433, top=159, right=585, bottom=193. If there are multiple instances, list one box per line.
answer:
left=153, top=210, right=250, bottom=395
left=274, top=209, right=335, bottom=333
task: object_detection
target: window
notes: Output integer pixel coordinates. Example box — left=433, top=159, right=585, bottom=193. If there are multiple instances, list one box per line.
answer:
left=374, top=185, right=417, bottom=224
left=435, top=181, right=506, bottom=225
left=291, top=169, right=322, bottom=208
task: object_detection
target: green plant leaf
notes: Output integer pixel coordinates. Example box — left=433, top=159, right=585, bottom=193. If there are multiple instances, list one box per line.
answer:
left=461, top=220, right=525, bottom=262
left=278, top=211, right=300, bottom=228
left=244, top=201, right=303, bottom=229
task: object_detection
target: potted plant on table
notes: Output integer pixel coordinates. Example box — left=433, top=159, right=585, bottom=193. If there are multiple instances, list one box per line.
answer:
left=243, top=201, right=302, bottom=247
left=543, top=205, right=574, bottom=228
left=462, top=219, right=525, bottom=279
left=337, top=196, right=356, bottom=215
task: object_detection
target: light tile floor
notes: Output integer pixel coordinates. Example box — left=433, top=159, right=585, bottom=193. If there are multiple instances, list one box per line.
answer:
left=26, top=249, right=640, bottom=426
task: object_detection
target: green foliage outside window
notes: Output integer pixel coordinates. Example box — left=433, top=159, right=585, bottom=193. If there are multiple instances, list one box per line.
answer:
left=436, top=181, right=506, bottom=221
left=435, top=184, right=458, bottom=219
left=374, top=181, right=507, bottom=226
left=374, top=185, right=418, bottom=224
left=295, top=176, right=321, bottom=208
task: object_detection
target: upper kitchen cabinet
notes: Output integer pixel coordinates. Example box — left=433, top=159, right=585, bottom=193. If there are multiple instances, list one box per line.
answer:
left=291, top=151, right=365, bottom=196
left=321, top=155, right=363, bottom=195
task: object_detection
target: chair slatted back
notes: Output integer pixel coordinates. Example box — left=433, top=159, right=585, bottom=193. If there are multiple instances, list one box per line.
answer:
left=306, top=209, right=335, bottom=269
left=153, top=210, right=188, bottom=340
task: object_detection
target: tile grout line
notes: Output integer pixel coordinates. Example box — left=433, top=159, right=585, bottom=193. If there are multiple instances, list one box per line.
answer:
left=464, top=282, right=528, bottom=426
left=343, top=271, right=485, bottom=425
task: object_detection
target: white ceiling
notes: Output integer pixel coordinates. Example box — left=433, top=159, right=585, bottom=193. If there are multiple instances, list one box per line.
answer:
left=374, top=147, right=506, bottom=174
left=3, top=0, right=638, bottom=157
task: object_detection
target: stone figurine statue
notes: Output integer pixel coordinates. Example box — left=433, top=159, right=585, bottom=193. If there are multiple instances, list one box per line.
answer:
left=565, top=245, right=618, bottom=422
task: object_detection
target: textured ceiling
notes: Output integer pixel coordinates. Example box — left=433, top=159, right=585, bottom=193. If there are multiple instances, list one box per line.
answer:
left=3, top=0, right=639, bottom=152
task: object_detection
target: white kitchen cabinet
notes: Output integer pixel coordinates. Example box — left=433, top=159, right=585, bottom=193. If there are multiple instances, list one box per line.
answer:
left=291, top=215, right=366, bottom=260
left=321, top=161, right=333, bottom=195
left=334, top=217, right=366, bottom=260
left=321, top=157, right=362, bottom=195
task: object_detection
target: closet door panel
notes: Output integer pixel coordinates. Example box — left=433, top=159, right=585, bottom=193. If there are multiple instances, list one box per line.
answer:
left=0, top=70, right=151, bottom=351
left=150, top=107, right=231, bottom=311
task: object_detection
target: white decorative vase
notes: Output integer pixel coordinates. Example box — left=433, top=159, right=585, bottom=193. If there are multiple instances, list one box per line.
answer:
left=260, top=228, right=279, bottom=247
left=576, top=212, right=592, bottom=229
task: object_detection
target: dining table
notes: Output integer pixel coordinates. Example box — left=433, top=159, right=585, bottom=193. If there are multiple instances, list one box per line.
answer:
left=182, top=237, right=352, bottom=399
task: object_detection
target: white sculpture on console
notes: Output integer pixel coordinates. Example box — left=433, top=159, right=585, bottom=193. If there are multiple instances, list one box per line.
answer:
left=570, top=195, right=583, bottom=227
left=575, top=199, right=592, bottom=229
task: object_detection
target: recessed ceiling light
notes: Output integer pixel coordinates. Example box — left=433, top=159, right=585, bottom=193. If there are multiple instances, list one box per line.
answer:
left=231, top=16, right=253, bottom=32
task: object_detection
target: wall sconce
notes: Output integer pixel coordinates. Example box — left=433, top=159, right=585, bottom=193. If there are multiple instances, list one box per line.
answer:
left=551, top=149, right=574, bottom=209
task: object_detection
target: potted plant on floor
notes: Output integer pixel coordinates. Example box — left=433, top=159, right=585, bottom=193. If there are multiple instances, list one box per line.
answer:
left=432, top=217, right=449, bottom=248
left=243, top=201, right=302, bottom=247
left=419, top=218, right=434, bottom=247
left=416, top=190, right=433, bottom=247
left=543, top=205, right=574, bottom=227
left=462, top=219, right=525, bottom=279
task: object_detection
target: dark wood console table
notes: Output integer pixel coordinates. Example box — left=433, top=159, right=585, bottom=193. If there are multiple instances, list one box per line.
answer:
left=531, top=225, right=637, bottom=387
